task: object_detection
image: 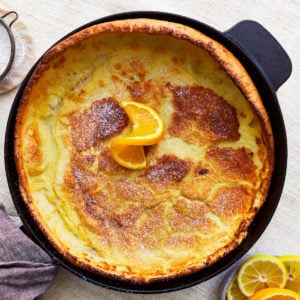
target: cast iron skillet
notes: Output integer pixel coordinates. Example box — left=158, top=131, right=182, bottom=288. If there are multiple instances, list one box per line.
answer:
left=5, top=11, right=292, bottom=294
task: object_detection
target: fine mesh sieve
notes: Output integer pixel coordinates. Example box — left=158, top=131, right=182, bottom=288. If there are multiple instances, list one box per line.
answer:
left=0, top=11, right=18, bottom=81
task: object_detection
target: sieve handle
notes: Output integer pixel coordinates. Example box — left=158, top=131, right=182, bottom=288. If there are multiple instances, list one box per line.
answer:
left=1, top=11, right=18, bottom=27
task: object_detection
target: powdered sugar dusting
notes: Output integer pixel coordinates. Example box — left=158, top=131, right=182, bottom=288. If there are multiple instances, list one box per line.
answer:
left=70, top=98, right=129, bottom=152
left=145, top=155, right=191, bottom=183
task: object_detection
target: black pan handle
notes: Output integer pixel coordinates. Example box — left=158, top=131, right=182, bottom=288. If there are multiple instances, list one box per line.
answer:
left=224, top=20, right=292, bottom=91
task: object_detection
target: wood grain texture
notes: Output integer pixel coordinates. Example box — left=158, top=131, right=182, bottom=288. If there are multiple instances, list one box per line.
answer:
left=0, top=0, right=299, bottom=299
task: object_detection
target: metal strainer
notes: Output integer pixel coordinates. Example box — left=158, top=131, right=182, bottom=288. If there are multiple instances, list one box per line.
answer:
left=0, top=11, right=18, bottom=81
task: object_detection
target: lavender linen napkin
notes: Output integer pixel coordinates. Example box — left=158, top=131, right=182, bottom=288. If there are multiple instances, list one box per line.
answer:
left=0, top=204, right=57, bottom=300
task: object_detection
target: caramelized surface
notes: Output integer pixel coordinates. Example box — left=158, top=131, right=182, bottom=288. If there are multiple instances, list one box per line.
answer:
left=15, top=20, right=273, bottom=282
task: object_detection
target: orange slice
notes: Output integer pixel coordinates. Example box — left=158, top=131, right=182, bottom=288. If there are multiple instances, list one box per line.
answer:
left=237, top=254, right=288, bottom=297
left=111, top=144, right=146, bottom=170
left=248, top=287, right=300, bottom=300
left=115, top=100, right=164, bottom=145
left=111, top=101, right=164, bottom=169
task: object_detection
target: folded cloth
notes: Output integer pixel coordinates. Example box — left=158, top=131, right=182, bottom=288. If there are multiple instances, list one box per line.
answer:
left=0, top=204, right=57, bottom=300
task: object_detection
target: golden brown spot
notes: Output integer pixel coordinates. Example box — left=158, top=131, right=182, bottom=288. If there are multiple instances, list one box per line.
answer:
left=181, top=177, right=214, bottom=200
left=62, top=166, right=76, bottom=193
left=113, top=58, right=146, bottom=80
left=172, top=56, right=179, bottom=64
left=169, top=198, right=213, bottom=232
left=52, top=55, right=66, bottom=68
left=98, top=80, right=106, bottom=87
left=144, top=155, right=191, bottom=184
left=171, top=56, right=185, bottom=65
left=115, top=178, right=154, bottom=205
left=127, top=82, right=144, bottom=102
left=72, top=152, right=96, bottom=166
left=129, top=40, right=141, bottom=50
left=111, top=75, right=121, bottom=83
left=154, top=45, right=167, bottom=54
left=22, top=126, right=48, bottom=176
left=70, top=98, right=129, bottom=152
left=256, top=137, right=262, bottom=145
left=137, top=204, right=167, bottom=245
left=114, top=63, right=122, bottom=70
left=99, top=147, right=125, bottom=173
left=71, top=164, right=97, bottom=193
left=82, top=192, right=108, bottom=220
left=127, top=79, right=170, bottom=107
left=114, top=204, right=144, bottom=228
left=24, top=128, right=43, bottom=166
left=169, top=86, right=240, bottom=143
left=207, top=186, right=252, bottom=219
left=206, top=147, right=256, bottom=181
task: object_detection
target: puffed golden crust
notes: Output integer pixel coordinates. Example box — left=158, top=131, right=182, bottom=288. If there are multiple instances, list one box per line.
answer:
left=14, top=19, right=274, bottom=283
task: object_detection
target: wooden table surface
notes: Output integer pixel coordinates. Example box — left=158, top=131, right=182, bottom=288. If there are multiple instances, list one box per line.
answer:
left=0, top=1, right=299, bottom=299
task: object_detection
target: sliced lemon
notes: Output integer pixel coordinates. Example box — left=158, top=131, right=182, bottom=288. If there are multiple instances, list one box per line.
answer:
left=226, top=274, right=247, bottom=300
left=279, top=254, right=300, bottom=294
left=237, top=254, right=288, bottom=297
